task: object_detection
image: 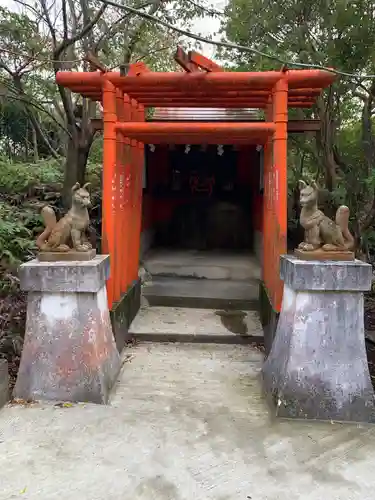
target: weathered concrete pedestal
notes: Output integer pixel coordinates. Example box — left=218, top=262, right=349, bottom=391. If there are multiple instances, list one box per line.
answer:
left=262, top=255, right=375, bottom=423
left=0, top=359, right=9, bottom=408
left=14, top=255, right=121, bottom=404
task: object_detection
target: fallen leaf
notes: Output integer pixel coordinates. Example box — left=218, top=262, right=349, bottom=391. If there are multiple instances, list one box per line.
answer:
left=54, top=402, right=74, bottom=408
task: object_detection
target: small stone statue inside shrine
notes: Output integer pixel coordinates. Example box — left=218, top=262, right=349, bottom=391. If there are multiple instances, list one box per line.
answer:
left=36, top=182, right=95, bottom=261
left=295, top=180, right=355, bottom=260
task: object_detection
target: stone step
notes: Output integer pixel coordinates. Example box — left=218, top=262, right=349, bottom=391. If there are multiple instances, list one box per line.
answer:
left=142, top=277, right=259, bottom=311
left=129, top=306, right=263, bottom=344
left=144, top=249, right=261, bottom=282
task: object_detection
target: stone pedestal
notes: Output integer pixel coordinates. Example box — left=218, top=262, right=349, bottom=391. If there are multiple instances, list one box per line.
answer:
left=262, top=255, right=375, bottom=423
left=0, top=359, right=9, bottom=408
left=15, top=256, right=121, bottom=404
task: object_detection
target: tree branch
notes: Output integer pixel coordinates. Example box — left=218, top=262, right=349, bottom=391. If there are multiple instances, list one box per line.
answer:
left=62, top=0, right=68, bottom=40
left=0, top=60, right=12, bottom=75
left=3, top=91, right=70, bottom=136
left=122, top=0, right=166, bottom=65
left=94, top=13, right=130, bottom=53
left=54, top=4, right=107, bottom=60
left=8, top=76, right=60, bottom=158
left=135, top=44, right=173, bottom=62
left=39, top=0, right=57, bottom=45
left=185, top=0, right=224, bottom=16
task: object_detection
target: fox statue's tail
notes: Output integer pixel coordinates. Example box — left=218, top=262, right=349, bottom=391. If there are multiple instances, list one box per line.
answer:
left=36, top=206, right=57, bottom=250
left=335, top=205, right=355, bottom=251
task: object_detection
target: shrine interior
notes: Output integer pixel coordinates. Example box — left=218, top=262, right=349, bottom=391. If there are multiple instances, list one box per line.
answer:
left=141, top=143, right=263, bottom=257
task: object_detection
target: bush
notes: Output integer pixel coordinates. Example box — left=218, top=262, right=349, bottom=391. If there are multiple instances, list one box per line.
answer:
left=0, top=156, right=63, bottom=193
left=0, top=202, right=40, bottom=271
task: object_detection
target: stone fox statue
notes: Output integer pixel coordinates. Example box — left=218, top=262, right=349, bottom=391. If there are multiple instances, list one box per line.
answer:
left=36, top=182, right=93, bottom=252
left=298, top=180, right=354, bottom=252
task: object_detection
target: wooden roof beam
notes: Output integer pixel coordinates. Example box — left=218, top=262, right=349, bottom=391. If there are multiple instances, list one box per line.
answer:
left=90, top=118, right=321, bottom=133
left=174, top=46, right=201, bottom=72
left=115, top=121, right=276, bottom=137
left=188, top=50, right=224, bottom=72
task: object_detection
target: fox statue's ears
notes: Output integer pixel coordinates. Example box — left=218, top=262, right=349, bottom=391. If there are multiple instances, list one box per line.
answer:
left=298, top=179, right=319, bottom=191
left=71, top=182, right=91, bottom=192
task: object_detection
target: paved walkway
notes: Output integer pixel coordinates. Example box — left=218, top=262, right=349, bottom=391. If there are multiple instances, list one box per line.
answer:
left=1, top=341, right=375, bottom=499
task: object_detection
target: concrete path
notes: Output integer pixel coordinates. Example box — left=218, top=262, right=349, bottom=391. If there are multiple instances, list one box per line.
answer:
left=1, top=342, right=375, bottom=499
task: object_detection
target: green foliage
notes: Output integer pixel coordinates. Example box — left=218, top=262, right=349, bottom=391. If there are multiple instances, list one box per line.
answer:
left=0, top=157, right=62, bottom=193
left=224, top=0, right=375, bottom=71
left=0, top=158, right=60, bottom=270
left=223, top=0, right=375, bottom=258
left=0, top=6, right=48, bottom=74
left=88, top=137, right=103, bottom=166
left=0, top=97, right=28, bottom=145
left=0, top=202, right=38, bottom=268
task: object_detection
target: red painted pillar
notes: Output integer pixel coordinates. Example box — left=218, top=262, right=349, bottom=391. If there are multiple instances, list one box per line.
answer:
left=272, top=77, right=288, bottom=312
left=262, top=99, right=273, bottom=306
left=122, top=94, right=131, bottom=293
left=128, top=99, right=139, bottom=284
left=102, top=78, right=117, bottom=308
left=133, top=104, right=145, bottom=278
left=114, top=88, right=124, bottom=303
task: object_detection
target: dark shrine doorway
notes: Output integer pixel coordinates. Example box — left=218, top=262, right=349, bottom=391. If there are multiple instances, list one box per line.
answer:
left=148, top=144, right=254, bottom=251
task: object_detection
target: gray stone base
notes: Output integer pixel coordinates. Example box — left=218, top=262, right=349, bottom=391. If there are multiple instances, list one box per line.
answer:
left=0, top=359, right=9, bottom=408
left=259, top=282, right=278, bottom=356
left=110, top=279, right=141, bottom=352
left=15, top=256, right=121, bottom=404
left=262, top=256, right=375, bottom=423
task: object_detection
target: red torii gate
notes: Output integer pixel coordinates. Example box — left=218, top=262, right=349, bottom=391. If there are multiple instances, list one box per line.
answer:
left=56, top=49, right=336, bottom=334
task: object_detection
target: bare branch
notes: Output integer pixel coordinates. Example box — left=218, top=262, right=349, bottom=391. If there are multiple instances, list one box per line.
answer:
left=54, top=4, right=107, bottom=60
left=185, top=0, right=225, bottom=16
left=0, top=78, right=70, bottom=135
left=67, top=0, right=79, bottom=35
left=122, top=0, right=165, bottom=65
left=62, top=0, right=68, bottom=40
left=13, top=0, right=45, bottom=21
left=135, top=44, right=173, bottom=62
left=40, top=0, right=57, bottom=45
left=94, top=13, right=130, bottom=53
left=353, top=91, right=368, bottom=102
left=0, top=60, right=13, bottom=75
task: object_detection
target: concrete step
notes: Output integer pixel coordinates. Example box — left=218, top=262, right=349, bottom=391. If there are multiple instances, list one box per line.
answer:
left=129, top=306, right=264, bottom=344
left=142, top=276, right=259, bottom=311
left=144, top=249, right=261, bottom=281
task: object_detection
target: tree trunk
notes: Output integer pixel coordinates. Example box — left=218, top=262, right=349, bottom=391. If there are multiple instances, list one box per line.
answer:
left=316, top=93, right=338, bottom=192
left=32, top=125, right=39, bottom=162
left=62, top=130, right=93, bottom=208
left=12, top=75, right=59, bottom=159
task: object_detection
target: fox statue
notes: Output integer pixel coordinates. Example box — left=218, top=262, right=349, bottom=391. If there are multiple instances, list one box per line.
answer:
left=298, top=180, right=354, bottom=252
left=36, top=182, right=92, bottom=252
